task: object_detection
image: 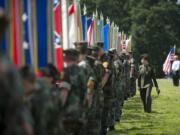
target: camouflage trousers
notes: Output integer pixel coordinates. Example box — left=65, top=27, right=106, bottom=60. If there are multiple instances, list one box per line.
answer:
left=101, top=98, right=116, bottom=128
left=83, top=107, right=102, bottom=135
left=130, top=78, right=136, bottom=97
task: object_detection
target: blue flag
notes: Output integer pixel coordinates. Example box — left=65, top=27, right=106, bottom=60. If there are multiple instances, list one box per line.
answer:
left=23, top=0, right=32, bottom=65
left=81, top=15, right=86, bottom=41
left=36, top=0, right=48, bottom=68
left=99, top=20, right=103, bottom=42
left=104, top=24, right=109, bottom=51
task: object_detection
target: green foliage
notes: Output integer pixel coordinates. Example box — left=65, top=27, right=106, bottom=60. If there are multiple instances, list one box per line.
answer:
left=108, top=79, right=180, bottom=135
left=80, top=0, right=180, bottom=77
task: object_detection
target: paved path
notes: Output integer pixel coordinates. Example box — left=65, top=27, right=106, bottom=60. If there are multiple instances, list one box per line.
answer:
left=108, top=79, right=180, bottom=135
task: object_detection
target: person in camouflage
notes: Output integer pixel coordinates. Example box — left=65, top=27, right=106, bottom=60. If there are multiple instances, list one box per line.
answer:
left=0, top=9, right=33, bottom=135
left=40, top=64, right=64, bottom=135
left=129, top=52, right=137, bottom=97
left=123, top=53, right=131, bottom=100
left=114, top=50, right=124, bottom=122
left=59, top=49, right=87, bottom=135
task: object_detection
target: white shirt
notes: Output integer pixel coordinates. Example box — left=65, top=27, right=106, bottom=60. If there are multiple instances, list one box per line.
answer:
left=172, top=60, right=180, bottom=72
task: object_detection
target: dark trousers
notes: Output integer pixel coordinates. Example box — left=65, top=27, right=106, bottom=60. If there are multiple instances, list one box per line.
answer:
left=140, top=86, right=152, bottom=113
left=172, top=71, right=179, bottom=86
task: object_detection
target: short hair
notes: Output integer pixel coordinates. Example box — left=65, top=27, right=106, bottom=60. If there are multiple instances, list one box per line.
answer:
left=19, top=66, right=35, bottom=83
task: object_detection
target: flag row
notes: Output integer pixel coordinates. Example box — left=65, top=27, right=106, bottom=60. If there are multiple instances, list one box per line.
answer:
left=0, top=0, right=132, bottom=72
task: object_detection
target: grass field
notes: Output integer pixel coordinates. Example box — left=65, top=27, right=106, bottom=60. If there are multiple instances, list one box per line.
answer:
left=108, top=79, right=180, bottom=135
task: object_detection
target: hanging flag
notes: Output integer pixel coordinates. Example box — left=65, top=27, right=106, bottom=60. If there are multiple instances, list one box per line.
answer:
left=68, top=4, right=76, bottom=48
left=163, top=46, right=176, bottom=75
left=121, top=32, right=127, bottom=52
left=75, top=0, right=83, bottom=41
left=104, top=23, right=109, bottom=51
left=81, top=15, right=86, bottom=41
left=93, top=12, right=98, bottom=43
left=99, top=13, right=104, bottom=42
left=81, top=4, right=87, bottom=41
left=126, top=35, right=132, bottom=52
left=116, top=32, right=121, bottom=52
left=11, top=0, right=20, bottom=67
left=53, top=0, right=63, bottom=72
left=87, top=18, right=94, bottom=46
left=36, top=0, right=48, bottom=68
left=61, top=0, right=69, bottom=50
left=22, top=0, right=34, bottom=66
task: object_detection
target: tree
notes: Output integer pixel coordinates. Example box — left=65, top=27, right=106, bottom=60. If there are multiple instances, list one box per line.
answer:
left=80, top=0, right=180, bottom=77
left=131, top=0, right=180, bottom=77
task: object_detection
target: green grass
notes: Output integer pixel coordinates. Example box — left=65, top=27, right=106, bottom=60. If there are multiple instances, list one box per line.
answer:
left=108, top=79, right=180, bottom=135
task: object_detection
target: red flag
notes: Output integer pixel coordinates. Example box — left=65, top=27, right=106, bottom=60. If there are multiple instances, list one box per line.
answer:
left=12, top=0, right=19, bottom=66
left=53, top=0, right=63, bottom=72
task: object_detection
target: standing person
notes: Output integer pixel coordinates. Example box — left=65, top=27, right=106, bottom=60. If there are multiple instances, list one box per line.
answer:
left=129, top=52, right=137, bottom=97
left=59, top=49, right=87, bottom=135
left=172, top=55, right=180, bottom=86
left=138, top=54, right=160, bottom=113
left=0, top=9, right=33, bottom=135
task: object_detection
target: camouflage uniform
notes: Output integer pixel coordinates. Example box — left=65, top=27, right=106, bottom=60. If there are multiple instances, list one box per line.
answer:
left=59, top=49, right=87, bottom=135
left=0, top=55, right=33, bottom=135
left=114, top=54, right=124, bottom=122
left=123, top=55, right=131, bottom=100
left=84, top=45, right=104, bottom=135
left=100, top=50, right=117, bottom=133
left=129, top=56, right=137, bottom=97
left=0, top=12, right=33, bottom=135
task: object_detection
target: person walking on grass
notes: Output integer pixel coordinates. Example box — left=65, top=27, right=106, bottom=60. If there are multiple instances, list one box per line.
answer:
left=138, top=54, right=160, bottom=113
left=172, top=55, right=180, bottom=86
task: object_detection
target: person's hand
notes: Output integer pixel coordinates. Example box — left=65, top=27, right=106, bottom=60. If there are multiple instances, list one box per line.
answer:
left=156, top=87, right=160, bottom=96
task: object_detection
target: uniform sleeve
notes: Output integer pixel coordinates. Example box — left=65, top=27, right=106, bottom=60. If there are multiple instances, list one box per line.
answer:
left=151, top=67, right=158, bottom=88
left=137, top=66, right=141, bottom=88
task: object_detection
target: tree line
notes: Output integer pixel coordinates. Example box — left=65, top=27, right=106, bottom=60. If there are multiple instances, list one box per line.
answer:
left=81, top=0, right=180, bottom=77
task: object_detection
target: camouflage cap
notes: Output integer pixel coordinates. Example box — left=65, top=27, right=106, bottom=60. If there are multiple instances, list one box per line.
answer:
left=90, top=45, right=100, bottom=52
left=96, top=42, right=104, bottom=49
left=74, top=41, right=88, bottom=54
left=86, top=55, right=96, bottom=64
left=63, top=48, right=79, bottom=61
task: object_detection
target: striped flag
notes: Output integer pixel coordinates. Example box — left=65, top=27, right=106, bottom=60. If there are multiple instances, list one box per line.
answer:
left=53, top=0, right=63, bottom=72
left=87, top=18, right=94, bottom=46
left=22, top=0, right=34, bottom=66
left=163, top=46, right=176, bottom=75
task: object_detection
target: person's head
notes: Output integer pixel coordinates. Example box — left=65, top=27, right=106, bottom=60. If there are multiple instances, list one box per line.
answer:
left=63, top=49, right=79, bottom=67
left=90, top=45, right=100, bottom=58
left=41, top=64, right=59, bottom=87
left=141, top=55, right=149, bottom=65
left=174, top=55, right=179, bottom=61
left=0, top=8, right=8, bottom=40
left=96, top=42, right=104, bottom=57
left=74, top=42, right=88, bottom=61
left=19, top=66, right=36, bottom=96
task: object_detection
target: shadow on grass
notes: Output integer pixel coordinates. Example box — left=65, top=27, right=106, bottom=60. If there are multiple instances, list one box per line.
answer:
left=110, top=127, right=142, bottom=134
